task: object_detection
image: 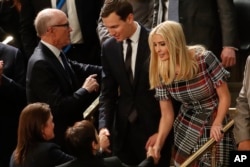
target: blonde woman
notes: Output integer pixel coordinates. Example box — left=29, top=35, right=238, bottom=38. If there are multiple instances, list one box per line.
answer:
left=149, top=21, right=235, bottom=166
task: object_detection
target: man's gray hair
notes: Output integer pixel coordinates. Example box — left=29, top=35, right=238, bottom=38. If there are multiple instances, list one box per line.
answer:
left=34, top=8, right=61, bottom=37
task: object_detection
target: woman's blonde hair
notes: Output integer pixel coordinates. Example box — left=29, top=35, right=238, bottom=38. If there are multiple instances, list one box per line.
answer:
left=148, top=21, right=204, bottom=88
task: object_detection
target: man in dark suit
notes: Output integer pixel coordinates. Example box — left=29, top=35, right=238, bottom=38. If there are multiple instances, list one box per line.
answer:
left=19, top=0, right=103, bottom=65
left=26, top=8, right=102, bottom=151
left=56, top=120, right=155, bottom=167
left=0, top=43, right=26, bottom=167
left=98, top=0, right=172, bottom=166
left=153, top=0, right=239, bottom=69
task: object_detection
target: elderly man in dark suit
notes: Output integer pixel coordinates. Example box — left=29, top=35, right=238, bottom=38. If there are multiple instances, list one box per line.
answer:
left=98, top=0, right=173, bottom=166
left=26, top=8, right=101, bottom=151
left=19, top=0, right=103, bottom=65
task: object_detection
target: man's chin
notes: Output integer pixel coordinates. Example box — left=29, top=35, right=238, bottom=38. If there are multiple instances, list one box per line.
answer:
left=115, top=37, right=123, bottom=42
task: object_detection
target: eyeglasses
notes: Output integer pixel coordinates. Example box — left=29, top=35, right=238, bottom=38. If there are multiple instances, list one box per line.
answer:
left=50, top=23, right=70, bottom=28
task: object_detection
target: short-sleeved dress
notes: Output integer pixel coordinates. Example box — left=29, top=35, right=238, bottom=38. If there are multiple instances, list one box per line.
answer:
left=155, top=50, right=236, bottom=167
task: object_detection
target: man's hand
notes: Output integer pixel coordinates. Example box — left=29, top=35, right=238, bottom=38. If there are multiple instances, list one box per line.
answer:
left=99, top=133, right=110, bottom=152
left=238, top=140, right=250, bottom=151
left=220, top=47, right=236, bottom=67
left=82, top=74, right=99, bottom=93
left=99, top=128, right=111, bottom=153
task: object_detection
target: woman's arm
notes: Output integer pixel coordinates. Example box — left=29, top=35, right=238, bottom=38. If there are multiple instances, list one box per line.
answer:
left=153, top=99, right=175, bottom=160
left=211, top=82, right=231, bottom=141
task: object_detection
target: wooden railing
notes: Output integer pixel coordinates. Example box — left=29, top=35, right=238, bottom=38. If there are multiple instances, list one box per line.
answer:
left=180, top=108, right=236, bottom=167
left=82, top=100, right=236, bottom=167
left=83, top=96, right=99, bottom=121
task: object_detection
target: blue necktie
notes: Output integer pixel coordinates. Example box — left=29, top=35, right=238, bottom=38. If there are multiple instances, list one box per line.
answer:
left=56, top=0, right=66, bottom=10
left=168, top=0, right=179, bottom=22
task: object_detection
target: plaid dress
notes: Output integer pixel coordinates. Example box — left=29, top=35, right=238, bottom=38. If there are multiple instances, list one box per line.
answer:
left=155, top=51, right=236, bottom=167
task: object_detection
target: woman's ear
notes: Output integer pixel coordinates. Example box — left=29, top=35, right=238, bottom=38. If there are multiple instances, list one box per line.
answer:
left=41, top=125, right=47, bottom=140
left=92, top=140, right=98, bottom=150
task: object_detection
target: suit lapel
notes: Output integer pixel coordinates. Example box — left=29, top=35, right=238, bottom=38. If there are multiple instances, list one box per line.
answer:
left=39, top=43, right=74, bottom=88
left=133, top=26, right=150, bottom=89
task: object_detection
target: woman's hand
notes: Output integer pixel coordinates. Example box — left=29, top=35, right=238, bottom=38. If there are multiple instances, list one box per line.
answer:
left=210, top=124, right=224, bottom=142
left=145, top=133, right=158, bottom=149
left=147, top=146, right=159, bottom=164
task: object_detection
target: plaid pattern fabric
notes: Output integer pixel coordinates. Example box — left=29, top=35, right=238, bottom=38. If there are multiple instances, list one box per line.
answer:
left=155, top=51, right=235, bottom=166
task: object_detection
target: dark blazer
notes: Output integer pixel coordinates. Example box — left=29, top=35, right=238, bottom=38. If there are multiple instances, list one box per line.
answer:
left=0, top=43, right=26, bottom=108
left=19, top=0, right=103, bottom=61
left=0, top=43, right=26, bottom=167
left=26, top=42, right=101, bottom=148
left=153, top=0, right=239, bottom=56
left=56, top=156, right=154, bottom=167
left=99, top=25, right=160, bottom=146
left=9, top=142, right=74, bottom=167
left=99, top=25, right=172, bottom=166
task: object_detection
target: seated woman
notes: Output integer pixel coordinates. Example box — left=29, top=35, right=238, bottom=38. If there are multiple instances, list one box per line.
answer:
left=56, top=120, right=156, bottom=167
left=9, top=102, right=74, bottom=167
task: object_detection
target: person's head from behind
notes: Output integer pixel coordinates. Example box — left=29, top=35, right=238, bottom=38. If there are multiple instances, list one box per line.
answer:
left=100, top=0, right=135, bottom=41
left=13, top=102, right=55, bottom=165
left=65, top=120, right=99, bottom=158
left=34, top=8, right=72, bottom=49
left=149, top=21, right=199, bottom=87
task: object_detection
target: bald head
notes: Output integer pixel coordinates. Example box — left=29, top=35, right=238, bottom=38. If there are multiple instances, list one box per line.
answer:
left=34, top=8, right=67, bottom=37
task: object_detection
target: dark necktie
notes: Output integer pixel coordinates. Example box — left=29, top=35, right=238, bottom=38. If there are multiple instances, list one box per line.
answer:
left=125, top=39, right=138, bottom=123
left=125, top=39, right=133, bottom=85
left=59, top=52, right=73, bottom=84
left=168, top=0, right=179, bottom=22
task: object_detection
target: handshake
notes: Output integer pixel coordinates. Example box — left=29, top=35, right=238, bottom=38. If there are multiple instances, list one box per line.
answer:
left=99, top=128, right=161, bottom=165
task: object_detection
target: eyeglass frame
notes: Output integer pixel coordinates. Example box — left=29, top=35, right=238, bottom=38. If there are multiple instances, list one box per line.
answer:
left=50, top=23, right=70, bottom=28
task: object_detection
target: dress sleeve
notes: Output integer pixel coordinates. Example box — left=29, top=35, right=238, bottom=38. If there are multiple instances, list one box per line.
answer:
left=204, top=51, right=230, bottom=88
left=155, top=84, right=171, bottom=101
